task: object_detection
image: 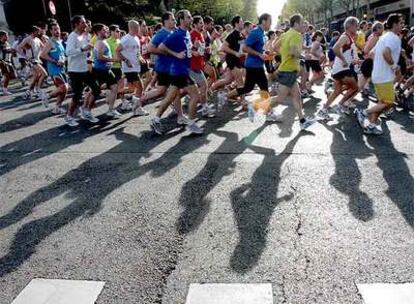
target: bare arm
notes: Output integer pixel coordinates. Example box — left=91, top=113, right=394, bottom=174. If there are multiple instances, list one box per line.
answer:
left=333, top=34, right=350, bottom=66
left=159, top=43, right=185, bottom=59
left=310, top=41, right=320, bottom=58
left=220, top=41, right=239, bottom=57
left=383, top=47, right=394, bottom=66
left=96, top=41, right=113, bottom=62
left=148, top=42, right=165, bottom=55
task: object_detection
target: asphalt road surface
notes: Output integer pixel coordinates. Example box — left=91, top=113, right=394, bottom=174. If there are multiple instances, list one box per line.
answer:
left=1, top=82, right=414, bottom=303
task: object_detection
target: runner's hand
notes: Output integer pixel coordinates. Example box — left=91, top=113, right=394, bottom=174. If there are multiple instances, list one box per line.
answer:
left=176, top=51, right=186, bottom=59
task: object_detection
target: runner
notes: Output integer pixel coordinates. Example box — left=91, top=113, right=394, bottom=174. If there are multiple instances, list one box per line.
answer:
left=227, top=14, right=272, bottom=100
left=0, top=30, right=16, bottom=96
left=39, top=21, right=68, bottom=114
left=305, top=30, right=325, bottom=92
left=17, top=26, right=47, bottom=102
left=116, top=20, right=148, bottom=116
left=150, top=9, right=204, bottom=135
left=209, top=15, right=245, bottom=95
left=107, top=24, right=125, bottom=108
left=140, top=12, right=176, bottom=104
left=317, top=17, right=359, bottom=120
left=190, top=15, right=215, bottom=117
left=254, top=14, right=315, bottom=130
left=356, top=14, right=403, bottom=135
left=92, top=23, right=121, bottom=118
left=64, top=15, right=101, bottom=127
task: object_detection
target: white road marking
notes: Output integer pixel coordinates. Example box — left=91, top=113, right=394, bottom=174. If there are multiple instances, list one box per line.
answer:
left=357, top=283, right=414, bottom=304
left=185, top=283, right=273, bottom=304
left=11, top=279, right=105, bottom=304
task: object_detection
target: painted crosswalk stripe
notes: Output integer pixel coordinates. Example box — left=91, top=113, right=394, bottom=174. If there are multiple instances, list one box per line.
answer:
left=185, top=283, right=273, bottom=304
left=11, top=279, right=105, bottom=304
left=357, top=283, right=414, bottom=304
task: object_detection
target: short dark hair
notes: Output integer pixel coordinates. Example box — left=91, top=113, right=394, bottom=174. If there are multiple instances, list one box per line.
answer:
left=49, top=22, right=59, bottom=29
left=161, top=12, right=174, bottom=25
left=231, top=15, right=242, bottom=27
left=214, top=25, right=223, bottom=32
left=176, top=10, right=189, bottom=26
left=290, top=14, right=303, bottom=28
left=193, top=15, right=203, bottom=25
left=244, top=21, right=252, bottom=29
left=109, top=24, right=119, bottom=32
left=71, top=15, right=85, bottom=28
left=92, top=23, right=106, bottom=34
left=31, top=25, right=41, bottom=33
left=359, top=20, right=367, bottom=29
left=154, top=23, right=162, bottom=32
left=204, top=16, right=214, bottom=24
left=332, top=31, right=340, bottom=37
left=258, top=13, right=271, bottom=25
left=267, top=30, right=275, bottom=39
left=312, top=30, right=325, bottom=43
left=385, top=13, right=403, bottom=30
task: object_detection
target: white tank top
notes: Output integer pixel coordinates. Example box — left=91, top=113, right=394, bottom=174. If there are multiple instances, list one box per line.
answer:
left=30, top=37, right=42, bottom=63
left=310, top=42, right=323, bottom=60
left=332, top=33, right=355, bottom=75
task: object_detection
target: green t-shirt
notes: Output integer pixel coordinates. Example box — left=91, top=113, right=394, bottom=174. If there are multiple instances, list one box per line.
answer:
left=107, top=36, right=121, bottom=69
left=278, top=28, right=302, bottom=72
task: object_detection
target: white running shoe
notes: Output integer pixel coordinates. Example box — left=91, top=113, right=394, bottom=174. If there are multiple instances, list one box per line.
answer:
left=201, top=104, right=216, bottom=117
left=266, top=112, right=284, bottom=122
left=81, top=111, right=99, bottom=123
left=300, top=117, right=316, bottom=130
left=186, top=121, right=204, bottom=134
left=133, top=106, right=149, bottom=117
left=24, top=90, right=32, bottom=101
left=106, top=109, right=122, bottom=118
left=317, top=108, right=333, bottom=121
left=40, top=89, right=49, bottom=108
left=52, top=106, right=66, bottom=115
left=64, top=115, right=79, bottom=127
left=177, top=115, right=191, bottom=125
left=121, top=99, right=132, bottom=111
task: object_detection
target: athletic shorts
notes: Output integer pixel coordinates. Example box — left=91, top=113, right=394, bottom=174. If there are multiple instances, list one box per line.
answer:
left=265, top=60, right=276, bottom=74
left=305, top=60, right=322, bottom=73
left=68, top=71, right=100, bottom=103
left=170, top=75, right=195, bottom=89
left=236, top=67, right=268, bottom=96
left=157, top=72, right=170, bottom=87
left=374, top=82, right=394, bottom=105
left=0, top=61, right=15, bottom=78
left=124, top=72, right=140, bottom=83
left=226, top=57, right=243, bottom=70
left=360, top=58, right=373, bottom=79
left=332, top=69, right=357, bottom=82
left=140, top=60, right=150, bottom=75
left=277, top=71, right=298, bottom=88
left=111, top=68, right=123, bottom=82
left=189, top=70, right=207, bottom=84
left=51, top=73, right=68, bottom=87
left=93, top=69, right=118, bottom=88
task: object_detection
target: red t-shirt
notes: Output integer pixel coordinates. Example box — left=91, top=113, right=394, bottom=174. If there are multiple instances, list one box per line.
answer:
left=190, top=30, right=205, bottom=71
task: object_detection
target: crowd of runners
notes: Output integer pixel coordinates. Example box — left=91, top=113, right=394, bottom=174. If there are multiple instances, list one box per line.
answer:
left=0, top=10, right=412, bottom=135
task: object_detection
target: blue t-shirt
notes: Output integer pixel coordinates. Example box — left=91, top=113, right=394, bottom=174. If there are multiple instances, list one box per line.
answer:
left=163, top=27, right=192, bottom=76
left=93, top=40, right=112, bottom=71
left=245, top=26, right=265, bottom=68
left=47, top=39, right=65, bottom=76
left=151, top=28, right=172, bottom=74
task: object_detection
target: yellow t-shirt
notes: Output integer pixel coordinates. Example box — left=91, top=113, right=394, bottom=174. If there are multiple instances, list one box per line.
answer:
left=278, top=28, right=302, bottom=72
left=356, top=31, right=365, bottom=51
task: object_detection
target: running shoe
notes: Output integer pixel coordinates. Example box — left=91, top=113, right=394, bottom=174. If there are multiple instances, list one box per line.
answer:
left=177, top=115, right=191, bottom=125
left=2, top=88, right=12, bottom=96
left=300, top=117, right=316, bottom=130
left=24, top=90, right=32, bottom=101
left=82, top=111, right=99, bottom=123
left=106, top=109, right=122, bottom=118
left=186, top=122, right=204, bottom=134
left=331, top=104, right=343, bottom=115
left=247, top=103, right=256, bottom=123
left=201, top=104, right=216, bottom=117
left=301, top=90, right=310, bottom=99
left=150, top=118, right=163, bottom=135
left=52, top=106, right=66, bottom=115
left=364, top=124, right=383, bottom=135
left=133, top=106, right=149, bottom=116
left=64, top=115, right=79, bottom=127
left=317, top=108, right=333, bottom=121
left=355, top=108, right=367, bottom=128
left=121, top=99, right=132, bottom=111
left=266, top=112, right=284, bottom=122
left=39, top=89, right=49, bottom=108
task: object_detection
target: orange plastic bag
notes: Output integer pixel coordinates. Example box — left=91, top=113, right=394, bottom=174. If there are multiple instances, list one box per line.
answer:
left=252, top=90, right=271, bottom=113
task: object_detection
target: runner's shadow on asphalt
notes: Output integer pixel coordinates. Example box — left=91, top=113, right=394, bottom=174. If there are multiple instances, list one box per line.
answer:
left=0, top=125, right=185, bottom=277
left=229, top=131, right=314, bottom=273
left=366, top=121, right=414, bottom=228
left=321, top=117, right=375, bottom=222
